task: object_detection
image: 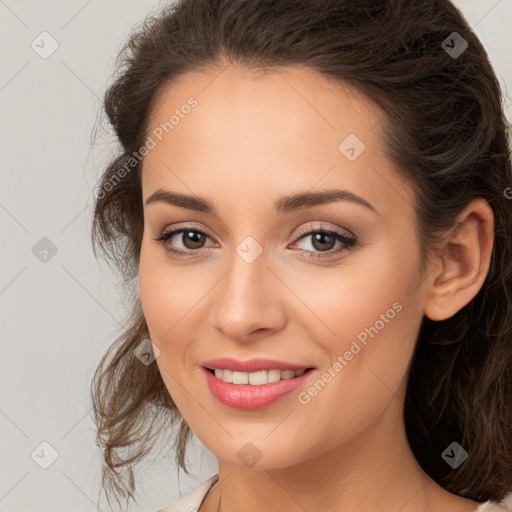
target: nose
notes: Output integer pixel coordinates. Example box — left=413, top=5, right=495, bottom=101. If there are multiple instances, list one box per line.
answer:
left=209, top=248, right=286, bottom=342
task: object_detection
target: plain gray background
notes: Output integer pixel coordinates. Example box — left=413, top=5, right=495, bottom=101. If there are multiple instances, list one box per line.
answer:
left=1, top=1, right=511, bottom=511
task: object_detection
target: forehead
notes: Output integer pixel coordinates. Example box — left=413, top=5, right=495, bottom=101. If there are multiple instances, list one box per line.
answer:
left=144, top=64, right=380, bottom=147
left=141, top=64, right=415, bottom=222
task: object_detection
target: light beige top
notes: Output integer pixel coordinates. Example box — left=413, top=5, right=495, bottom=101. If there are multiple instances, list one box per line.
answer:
left=156, top=474, right=512, bottom=512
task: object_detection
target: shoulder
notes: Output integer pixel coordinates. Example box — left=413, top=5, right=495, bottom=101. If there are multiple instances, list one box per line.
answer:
left=155, top=474, right=219, bottom=512
left=475, top=491, right=512, bottom=511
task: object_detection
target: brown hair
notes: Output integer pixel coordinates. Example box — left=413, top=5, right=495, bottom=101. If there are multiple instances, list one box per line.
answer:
left=90, top=0, right=512, bottom=508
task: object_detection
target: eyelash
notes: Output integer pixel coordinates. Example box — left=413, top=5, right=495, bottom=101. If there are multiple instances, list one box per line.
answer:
left=152, top=223, right=357, bottom=260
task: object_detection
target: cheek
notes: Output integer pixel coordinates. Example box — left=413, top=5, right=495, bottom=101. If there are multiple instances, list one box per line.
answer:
left=291, top=246, right=417, bottom=340
left=138, top=243, right=199, bottom=342
left=138, top=256, right=167, bottom=338
left=298, top=246, right=422, bottom=396
left=138, top=249, right=216, bottom=384
left=138, top=256, right=195, bottom=404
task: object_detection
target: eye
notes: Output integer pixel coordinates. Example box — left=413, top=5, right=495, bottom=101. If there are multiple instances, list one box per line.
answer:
left=290, top=223, right=357, bottom=259
left=152, top=222, right=357, bottom=259
left=152, top=226, right=215, bottom=257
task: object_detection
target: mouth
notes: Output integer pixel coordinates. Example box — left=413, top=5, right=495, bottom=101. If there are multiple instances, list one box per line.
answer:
left=204, top=366, right=316, bottom=385
left=201, top=365, right=317, bottom=409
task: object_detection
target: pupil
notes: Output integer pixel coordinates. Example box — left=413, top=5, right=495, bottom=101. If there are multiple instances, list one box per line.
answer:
left=184, top=231, right=204, bottom=249
left=312, top=233, right=334, bottom=251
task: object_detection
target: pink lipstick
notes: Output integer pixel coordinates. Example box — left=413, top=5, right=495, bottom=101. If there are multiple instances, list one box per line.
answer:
left=201, top=357, right=316, bottom=409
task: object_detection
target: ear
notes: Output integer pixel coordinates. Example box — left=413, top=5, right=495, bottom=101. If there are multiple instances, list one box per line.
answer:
left=424, top=198, right=494, bottom=322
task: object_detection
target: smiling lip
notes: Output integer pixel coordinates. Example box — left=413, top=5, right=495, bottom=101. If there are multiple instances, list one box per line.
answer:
left=200, top=358, right=317, bottom=409
left=201, top=357, right=313, bottom=372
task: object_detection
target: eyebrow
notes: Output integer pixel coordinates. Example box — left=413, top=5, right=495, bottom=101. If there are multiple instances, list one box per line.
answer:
left=144, top=188, right=379, bottom=215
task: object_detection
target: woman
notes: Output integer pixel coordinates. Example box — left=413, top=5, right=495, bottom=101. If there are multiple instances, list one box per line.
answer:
left=90, top=0, right=512, bottom=511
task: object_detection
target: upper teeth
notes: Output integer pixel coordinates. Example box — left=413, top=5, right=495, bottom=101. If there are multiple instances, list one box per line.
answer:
left=213, top=368, right=306, bottom=385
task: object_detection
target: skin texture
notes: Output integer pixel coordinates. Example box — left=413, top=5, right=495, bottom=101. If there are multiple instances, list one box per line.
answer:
left=138, top=64, right=494, bottom=512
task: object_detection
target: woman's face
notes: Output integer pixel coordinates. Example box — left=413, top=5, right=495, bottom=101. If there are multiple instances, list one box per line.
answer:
left=138, top=64, right=429, bottom=468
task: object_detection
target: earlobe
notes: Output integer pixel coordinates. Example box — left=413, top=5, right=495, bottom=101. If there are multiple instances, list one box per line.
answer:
left=424, top=199, right=494, bottom=322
